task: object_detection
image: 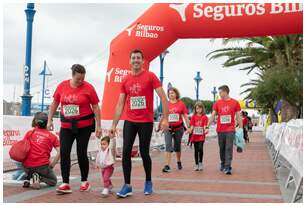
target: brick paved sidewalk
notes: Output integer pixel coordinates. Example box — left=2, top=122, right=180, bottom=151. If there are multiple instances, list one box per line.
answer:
left=3, top=131, right=283, bottom=203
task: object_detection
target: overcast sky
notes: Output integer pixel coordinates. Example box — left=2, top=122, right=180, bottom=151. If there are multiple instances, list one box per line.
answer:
left=3, top=3, right=258, bottom=108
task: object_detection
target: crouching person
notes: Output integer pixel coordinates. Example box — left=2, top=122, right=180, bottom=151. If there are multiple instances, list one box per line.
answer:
left=22, top=112, right=60, bottom=189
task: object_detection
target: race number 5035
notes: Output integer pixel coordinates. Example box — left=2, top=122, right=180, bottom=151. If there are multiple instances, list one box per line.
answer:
left=168, top=114, right=179, bottom=122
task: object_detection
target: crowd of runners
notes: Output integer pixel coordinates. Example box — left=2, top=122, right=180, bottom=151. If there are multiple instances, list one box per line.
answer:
left=16, top=49, right=250, bottom=198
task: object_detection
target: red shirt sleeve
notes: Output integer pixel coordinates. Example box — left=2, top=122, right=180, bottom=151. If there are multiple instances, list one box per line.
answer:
left=53, top=82, right=63, bottom=102
left=120, top=78, right=127, bottom=94
left=150, top=72, right=161, bottom=89
left=89, top=85, right=99, bottom=105
left=243, top=117, right=248, bottom=126
left=235, top=100, right=241, bottom=113
left=51, top=132, right=60, bottom=148
left=212, top=101, right=218, bottom=113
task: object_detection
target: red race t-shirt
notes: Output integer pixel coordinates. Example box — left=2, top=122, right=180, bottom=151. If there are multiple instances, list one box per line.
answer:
left=120, top=70, right=161, bottom=123
left=168, top=100, right=188, bottom=127
left=242, top=116, right=248, bottom=126
left=23, top=128, right=60, bottom=168
left=53, top=80, right=99, bottom=128
left=213, top=98, right=241, bottom=133
left=190, top=114, right=208, bottom=142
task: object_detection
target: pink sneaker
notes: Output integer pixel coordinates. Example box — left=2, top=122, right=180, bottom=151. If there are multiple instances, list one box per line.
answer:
left=56, top=183, right=72, bottom=194
left=80, top=181, right=91, bottom=192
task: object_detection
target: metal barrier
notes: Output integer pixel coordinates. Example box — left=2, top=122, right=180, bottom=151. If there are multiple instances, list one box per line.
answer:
left=265, top=119, right=303, bottom=202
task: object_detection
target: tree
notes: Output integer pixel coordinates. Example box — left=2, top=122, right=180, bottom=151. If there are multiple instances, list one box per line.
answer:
left=241, top=64, right=302, bottom=122
left=201, top=100, right=213, bottom=114
left=207, top=35, right=303, bottom=122
left=180, top=97, right=195, bottom=114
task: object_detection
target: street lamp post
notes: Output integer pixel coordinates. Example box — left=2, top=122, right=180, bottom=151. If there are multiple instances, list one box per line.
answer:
left=39, top=60, right=52, bottom=112
left=167, top=82, right=173, bottom=90
left=194, top=71, right=202, bottom=101
left=211, top=86, right=217, bottom=103
left=21, top=3, right=36, bottom=116
left=159, top=50, right=169, bottom=115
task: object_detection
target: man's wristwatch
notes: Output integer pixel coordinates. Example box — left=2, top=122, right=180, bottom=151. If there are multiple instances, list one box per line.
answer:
left=205, top=126, right=209, bottom=129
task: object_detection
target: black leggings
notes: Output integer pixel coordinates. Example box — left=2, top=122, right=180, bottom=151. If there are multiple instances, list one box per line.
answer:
left=243, top=127, right=249, bottom=142
left=59, top=125, right=93, bottom=183
left=123, top=120, right=153, bottom=184
left=194, top=141, right=204, bottom=165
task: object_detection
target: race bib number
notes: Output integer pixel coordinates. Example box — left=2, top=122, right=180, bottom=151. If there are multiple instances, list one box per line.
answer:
left=194, top=127, right=204, bottom=135
left=130, top=96, right=146, bottom=110
left=63, top=105, right=80, bottom=117
left=220, top=115, right=231, bottom=124
left=168, top=114, right=180, bottom=122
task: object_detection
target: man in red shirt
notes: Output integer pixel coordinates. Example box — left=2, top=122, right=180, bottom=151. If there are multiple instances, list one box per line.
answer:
left=206, top=85, right=242, bottom=175
left=109, top=49, right=169, bottom=198
left=22, top=112, right=60, bottom=189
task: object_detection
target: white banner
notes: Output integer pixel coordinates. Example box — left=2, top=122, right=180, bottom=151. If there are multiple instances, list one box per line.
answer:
left=4, top=116, right=217, bottom=171
left=279, top=119, right=303, bottom=175
left=3, top=116, right=165, bottom=171
left=265, top=119, right=303, bottom=175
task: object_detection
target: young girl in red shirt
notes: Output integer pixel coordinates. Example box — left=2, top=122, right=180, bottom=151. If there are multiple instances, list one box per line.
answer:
left=187, top=102, right=208, bottom=171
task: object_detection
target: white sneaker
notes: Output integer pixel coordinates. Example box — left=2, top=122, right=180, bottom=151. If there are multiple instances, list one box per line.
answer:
left=194, top=165, right=199, bottom=171
left=101, top=188, right=109, bottom=197
left=198, top=163, right=203, bottom=171
left=32, top=173, right=40, bottom=190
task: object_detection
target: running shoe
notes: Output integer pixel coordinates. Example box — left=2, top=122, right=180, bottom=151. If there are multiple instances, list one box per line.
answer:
left=101, top=188, right=109, bottom=197
left=116, top=184, right=133, bottom=198
left=224, top=167, right=232, bottom=175
left=56, top=183, right=72, bottom=194
left=144, top=181, right=153, bottom=195
left=177, top=161, right=183, bottom=170
left=32, top=173, right=40, bottom=190
left=194, top=165, right=199, bottom=171
left=23, top=180, right=30, bottom=188
left=80, top=181, right=91, bottom=192
left=162, top=165, right=171, bottom=173
left=198, top=163, right=203, bottom=171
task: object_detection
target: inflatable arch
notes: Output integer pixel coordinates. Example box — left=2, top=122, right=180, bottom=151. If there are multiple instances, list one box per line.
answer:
left=101, top=3, right=302, bottom=119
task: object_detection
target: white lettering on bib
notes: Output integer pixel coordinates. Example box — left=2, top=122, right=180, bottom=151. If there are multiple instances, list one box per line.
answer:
left=63, top=105, right=80, bottom=117
left=168, top=114, right=180, bottom=122
left=220, top=115, right=231, bottom=124
left=194, top=127, right=204, bottom=135
left=130, top=96, right=146, bottom=110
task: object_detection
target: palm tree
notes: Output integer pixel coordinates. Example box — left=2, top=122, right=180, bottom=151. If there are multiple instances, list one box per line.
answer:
left=207, top=35, right=302, bottom=122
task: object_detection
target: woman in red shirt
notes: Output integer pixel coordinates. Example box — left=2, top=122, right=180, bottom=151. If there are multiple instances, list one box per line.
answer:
left=162, top=87, right=189, bottom=173
left=187, top=102, right=208, bottom=171
left=22, top=112, right=60, bottom=190
left=47, top=64, right=102, bottom=194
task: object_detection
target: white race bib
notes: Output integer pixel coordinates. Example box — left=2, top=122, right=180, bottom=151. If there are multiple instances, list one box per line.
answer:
left=168, top=114, right=180, bottom=122
left=194, top=127, right=204, bottom=135
left=63, top=104, right=80, bottom=117
left=130, top=96, right=146, bottom=110
left=220, top=115, right=231, bottom=124
left=63, top=105, right=80, bottom=117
